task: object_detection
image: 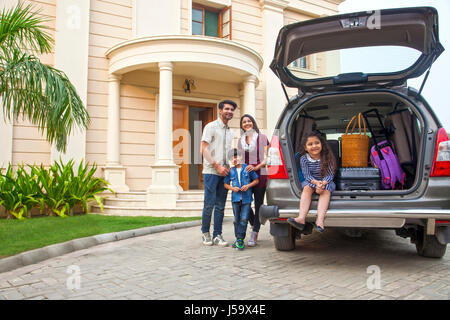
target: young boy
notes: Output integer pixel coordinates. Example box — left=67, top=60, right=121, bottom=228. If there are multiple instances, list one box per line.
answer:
left=224, top=149, right=259, bottom=250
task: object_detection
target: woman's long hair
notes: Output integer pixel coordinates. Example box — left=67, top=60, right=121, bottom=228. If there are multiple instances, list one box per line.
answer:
left=299, top=132, right=337, bottom=178
left=240, top=114, right=260, bottom=134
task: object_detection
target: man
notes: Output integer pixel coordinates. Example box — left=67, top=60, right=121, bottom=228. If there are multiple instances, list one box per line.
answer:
left=200, top=99, right=237, bottom=246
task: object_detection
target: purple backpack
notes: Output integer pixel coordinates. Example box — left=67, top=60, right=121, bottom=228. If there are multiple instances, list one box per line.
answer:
left=370, top=140, right=405, bottom=189
left=363, top=109, right=406, bottom=190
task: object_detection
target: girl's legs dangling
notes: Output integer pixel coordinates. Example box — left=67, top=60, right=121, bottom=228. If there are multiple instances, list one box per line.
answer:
left=316, top=190, right=331, bottom=229
left=295, top=185, right=314, bottom=224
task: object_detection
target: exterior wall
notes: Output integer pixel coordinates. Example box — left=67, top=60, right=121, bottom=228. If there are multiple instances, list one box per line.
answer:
left=181, top=0, right=191, bottom=35
left=5, top=0, right=342, bottom=190
left=134, top=0, right=181, bottom=37
left=86, top=0, right=133, bottom=177
left=119, top=71, right=157, bottom=191
left=232, top=0, right=265, bottom=128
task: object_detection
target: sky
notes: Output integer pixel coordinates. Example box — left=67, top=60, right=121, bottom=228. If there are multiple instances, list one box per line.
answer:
left=338, top=0, right=450, bottom=130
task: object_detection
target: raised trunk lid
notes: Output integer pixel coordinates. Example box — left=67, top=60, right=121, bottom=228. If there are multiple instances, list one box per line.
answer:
left=270, top=7, right=444, bottom=92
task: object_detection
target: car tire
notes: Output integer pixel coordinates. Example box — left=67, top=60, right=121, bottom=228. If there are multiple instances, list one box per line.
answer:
left=415, top=226, right=447, bottom=258
left=273, top=225, right=296, bottom=251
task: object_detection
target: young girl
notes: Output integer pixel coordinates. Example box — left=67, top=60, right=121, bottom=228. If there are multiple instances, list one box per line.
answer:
left=287, top=132, right=336, bottom=232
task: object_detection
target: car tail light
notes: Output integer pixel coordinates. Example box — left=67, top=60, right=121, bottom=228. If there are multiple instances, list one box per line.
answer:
left=267, top=135, right=289, bottom=179
left=430, top=128, right=450, bottom=177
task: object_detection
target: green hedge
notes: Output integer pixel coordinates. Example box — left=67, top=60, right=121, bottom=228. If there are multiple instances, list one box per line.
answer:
left=0, top=159, right=113, bottom=220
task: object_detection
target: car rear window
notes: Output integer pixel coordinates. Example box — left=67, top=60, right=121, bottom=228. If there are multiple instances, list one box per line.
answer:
left=287, top=46, right=422, bottom=80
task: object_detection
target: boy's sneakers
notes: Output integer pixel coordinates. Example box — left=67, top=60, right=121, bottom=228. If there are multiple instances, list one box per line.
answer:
left=202, top=232, right=213, bottom=246
left=232, top=239, right=245, bottom=250
left=213, top=234, right=229, bottom=247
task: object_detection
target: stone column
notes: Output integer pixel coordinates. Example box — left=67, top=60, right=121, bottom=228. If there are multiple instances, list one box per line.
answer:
left=260, top=0, right=288, bottom=139
left=242, top=75, right=257, bottom=117
left=147, top=62, right=182, bottom=208
left=51, top=0, right=90, bottom=164
left=104, top=74, right=129, bottom=192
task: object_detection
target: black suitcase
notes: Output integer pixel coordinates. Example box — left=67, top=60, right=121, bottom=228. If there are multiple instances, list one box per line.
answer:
left=336, top=167, right=381, bottom=191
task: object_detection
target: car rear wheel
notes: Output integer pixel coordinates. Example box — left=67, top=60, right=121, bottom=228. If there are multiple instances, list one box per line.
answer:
left=273, top=225, right=296, bottom=251
left=415, top=226, right=447, bottom=258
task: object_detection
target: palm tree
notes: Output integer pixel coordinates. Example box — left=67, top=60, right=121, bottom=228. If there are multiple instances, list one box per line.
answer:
left=0, top=1, right=90, bottom=152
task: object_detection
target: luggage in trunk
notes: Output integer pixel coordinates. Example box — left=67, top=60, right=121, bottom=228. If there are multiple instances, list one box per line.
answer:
left=362, top=109, right=405, bottom=190
left=336, top=167, right=381, bottom=191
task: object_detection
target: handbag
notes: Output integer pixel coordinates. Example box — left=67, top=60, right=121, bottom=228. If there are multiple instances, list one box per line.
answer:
left=341, top=113, right=370, bottom=167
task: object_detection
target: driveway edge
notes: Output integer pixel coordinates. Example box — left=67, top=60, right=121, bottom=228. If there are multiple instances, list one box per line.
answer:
left=0, top=219, right=203, bottom=274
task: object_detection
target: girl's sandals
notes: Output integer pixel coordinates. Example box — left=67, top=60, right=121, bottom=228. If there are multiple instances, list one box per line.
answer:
left=314, top=224, right=325, bottom=233
left=287, top=218, right=305, bottom=231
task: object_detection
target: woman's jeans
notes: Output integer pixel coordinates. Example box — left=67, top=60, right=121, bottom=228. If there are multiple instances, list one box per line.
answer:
left=248, top=186, right=266, bottom=233
left=232, top=201, right=251, bottom=240
left=201, top=174, right=228, bottom=239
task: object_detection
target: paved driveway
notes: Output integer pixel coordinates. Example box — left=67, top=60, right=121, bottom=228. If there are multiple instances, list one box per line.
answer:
left=0, top=219, right=449, bottom=300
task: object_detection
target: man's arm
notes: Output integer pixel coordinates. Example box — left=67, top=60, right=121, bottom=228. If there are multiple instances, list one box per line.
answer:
left=201, top=141, right=229, bottom=176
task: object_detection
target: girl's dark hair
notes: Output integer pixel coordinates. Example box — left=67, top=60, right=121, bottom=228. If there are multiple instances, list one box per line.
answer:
left=300, top=131, right=337, bottom=178
left=240, top=114, right=260, bottom=134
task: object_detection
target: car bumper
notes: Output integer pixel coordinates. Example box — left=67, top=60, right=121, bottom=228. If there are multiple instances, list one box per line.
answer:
left=260, top=205, right=450, bottom=228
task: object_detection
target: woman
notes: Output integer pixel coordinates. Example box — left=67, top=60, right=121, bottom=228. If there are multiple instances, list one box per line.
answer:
left=237, top=114, right=269, bottom=247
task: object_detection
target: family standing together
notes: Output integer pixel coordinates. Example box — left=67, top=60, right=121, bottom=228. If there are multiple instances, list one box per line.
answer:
left=200, top=100, right=336, bottom=250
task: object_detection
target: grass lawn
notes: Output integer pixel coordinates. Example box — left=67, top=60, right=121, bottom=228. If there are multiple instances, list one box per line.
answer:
left=0, top=214, right=201, bottom=258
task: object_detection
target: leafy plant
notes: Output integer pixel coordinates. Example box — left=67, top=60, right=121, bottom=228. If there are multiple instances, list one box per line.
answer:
left=14, top=165, right=41, bottom=218
left=0, top=159, right=113, bottom=220
left=0, top=164, right=38, bottom=220
left=32, top=162, right=69, bottom=217
left=66, top=160, right=113, bottom=214
left=31, top=158, right=113, bottom=218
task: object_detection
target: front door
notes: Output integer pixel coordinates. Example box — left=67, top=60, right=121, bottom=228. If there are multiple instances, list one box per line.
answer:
left=172, top=101, right=215, bottom=191
left=173, top=103, right=189, bottom=190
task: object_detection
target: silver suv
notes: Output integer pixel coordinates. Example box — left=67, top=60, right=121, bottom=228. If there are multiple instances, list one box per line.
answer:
left=260, top=7, right=450, bottom=258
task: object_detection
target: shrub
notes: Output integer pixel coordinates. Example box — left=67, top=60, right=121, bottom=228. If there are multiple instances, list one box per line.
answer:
left=0, top=159, right=113, bottom=219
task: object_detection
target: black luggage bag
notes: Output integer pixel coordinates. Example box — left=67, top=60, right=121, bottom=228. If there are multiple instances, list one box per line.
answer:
left=336, top=167, right=381, bottom=191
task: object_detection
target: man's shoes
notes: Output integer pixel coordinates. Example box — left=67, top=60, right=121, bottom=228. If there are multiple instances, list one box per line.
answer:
left=287, top=218, right=305, bottom=231
left=213, top=234, right=229, bottom=247
left=202, top=232, right=213, bottom=246
left=247, top=231, right=258, bottom=247
left=234, top=239, right=245, bottom=251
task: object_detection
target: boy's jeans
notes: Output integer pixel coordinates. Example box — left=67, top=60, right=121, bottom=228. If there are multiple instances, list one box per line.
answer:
left=232, top=201, right=251, bottom=240
left=201, top=174, right=228, bottom=239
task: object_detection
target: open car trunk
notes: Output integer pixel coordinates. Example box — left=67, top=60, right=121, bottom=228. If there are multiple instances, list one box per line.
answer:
left=288, top=90, right=423, bottom=195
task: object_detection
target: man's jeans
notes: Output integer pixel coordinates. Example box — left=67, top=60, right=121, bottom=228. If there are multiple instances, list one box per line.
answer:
left=232, top=201, right=251, bottom=240
left=201, top=174, right=228, bottom=239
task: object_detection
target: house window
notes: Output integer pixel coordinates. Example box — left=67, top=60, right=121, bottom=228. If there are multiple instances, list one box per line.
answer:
left=292, top=57, right=309, bottom=70
left=192, top=4, right=231, bottom=39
